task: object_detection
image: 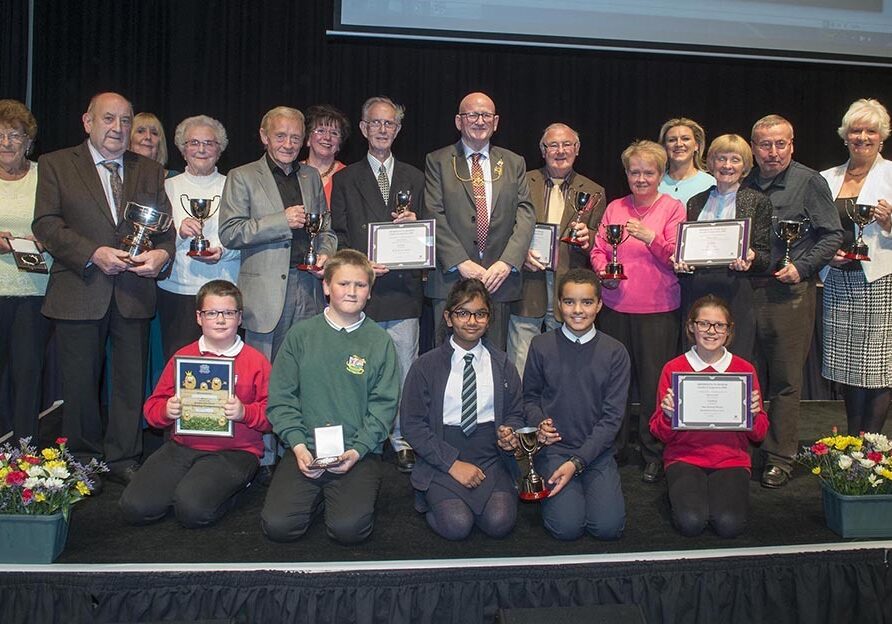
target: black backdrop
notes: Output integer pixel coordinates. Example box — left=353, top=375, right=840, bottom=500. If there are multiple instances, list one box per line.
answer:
left=2, top=0, right=891, bottom=197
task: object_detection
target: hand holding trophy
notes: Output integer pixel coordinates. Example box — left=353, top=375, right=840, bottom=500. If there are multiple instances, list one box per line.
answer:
left=394, top=190, right=411, bottom=216
left=772, top=216, right=810, bottom=270
left=179, top=194, right=221, bottom=257
left=560, top=190, right=600, bottom=246
left=843, top=202, right=876, bottom=261
left=597, top=223, right=631, bottom=287
left=296, top=211, right=328, bottom=272
left=119, top=202, right=173, bottom=258
left=514, top=426, right=550, bottom=501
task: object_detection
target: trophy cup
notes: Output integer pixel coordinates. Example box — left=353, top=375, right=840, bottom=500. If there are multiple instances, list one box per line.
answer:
left=560, top=190, right=600, bottom=246
left=514, top=426, right=550, bottom=501
left=843, top=203, right=876, bottom=261
left=772, top=217, right=810, bottom=270
left=179, top=194, right=221, bottom=257
left=395, top=190, right=411, bottom=216
left=119, top=202, right=173, bottom=258
left=598, top=223, right=631, bottom=284
left=296, top=211, right=327, bottom=271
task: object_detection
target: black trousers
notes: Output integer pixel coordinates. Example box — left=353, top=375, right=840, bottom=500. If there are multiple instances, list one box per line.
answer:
left=54, top=299, right=148, bottom=467
left=119, top=440, right=258, bottom=528
left=597, top=306, right=679, bottom=464
left=0, top=296, right=51, bottom=442
left=156, top=287, right=202, bottom=364
left=665, top=462, right=750, bottom=538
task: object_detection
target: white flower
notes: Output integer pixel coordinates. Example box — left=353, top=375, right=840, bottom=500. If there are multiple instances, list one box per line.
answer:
left=837, top=455, right=853, bottom=470
left=869, top=474, right=882, bottom=488
left=46, top=465, right=70, bottom=479
left=23, top=477, right=42, bottom=489
left=25, top=465, right=47, bottom=478
left=859, top=458, right=877, bottom=469
left=42, top=477, right=65, bottom=490
left=863, top=433, right=892, bottom=452
left=851, top=451, right=864, bottom=460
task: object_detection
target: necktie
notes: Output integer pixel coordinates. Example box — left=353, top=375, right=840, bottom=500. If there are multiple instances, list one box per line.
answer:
left=460, top=353, right=477, bottom=437
left=546, top=179, right=565, bottom=225
left=471, top=153, right=488, bottom=255
left=377, top=164, right=390, bottom=205
left=101, top=161, right=123, bottom=222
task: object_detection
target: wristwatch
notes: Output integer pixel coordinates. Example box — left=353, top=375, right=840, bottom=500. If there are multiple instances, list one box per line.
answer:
left=568, top=456, right=585, bottom=476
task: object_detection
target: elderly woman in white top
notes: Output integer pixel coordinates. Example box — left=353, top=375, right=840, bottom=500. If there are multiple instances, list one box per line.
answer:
left=157, top=115, right=240, bottom=361
left=0, top=99, right=52, bottom=442
left=820, top=98, right=892, bottom=434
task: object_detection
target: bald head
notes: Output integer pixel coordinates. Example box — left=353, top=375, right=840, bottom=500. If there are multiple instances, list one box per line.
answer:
left=455, top=92, right=499, bottom=151
left=82, top=92, right=133, bottom=159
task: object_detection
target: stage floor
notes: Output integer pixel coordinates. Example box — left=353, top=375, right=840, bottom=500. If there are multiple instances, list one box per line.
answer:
left=18, top=401, right=891, bottom=568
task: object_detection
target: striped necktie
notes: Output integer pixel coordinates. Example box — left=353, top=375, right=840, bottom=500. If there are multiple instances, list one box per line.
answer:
left=460, top=353, right=477, bottom=436
left=101, top=160, right=123, bottom=222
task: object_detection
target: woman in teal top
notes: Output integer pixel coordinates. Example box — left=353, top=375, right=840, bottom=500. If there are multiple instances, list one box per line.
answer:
left=658, top=117, right=716, bottom=205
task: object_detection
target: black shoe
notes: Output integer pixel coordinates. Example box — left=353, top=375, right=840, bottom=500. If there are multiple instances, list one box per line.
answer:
left=256, top=464, right=276, bottom=487
left=761, top=465, right=789, bottom=489
left=106, top=462, right=140, bottom=486
left=396, top=449, right=416, bottom=473
left=642, top=461, right=664, bottom=483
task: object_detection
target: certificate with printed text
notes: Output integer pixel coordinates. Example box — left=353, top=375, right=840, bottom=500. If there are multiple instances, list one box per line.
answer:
left=174, top=356, right=234, bottom=437
left=675, top=218, right=750, bottom=267
left=530, top=223, right=559, bottom=271
left=671, top=371, right=753, bottom=431
left=367, top=219, right=436, bottom=269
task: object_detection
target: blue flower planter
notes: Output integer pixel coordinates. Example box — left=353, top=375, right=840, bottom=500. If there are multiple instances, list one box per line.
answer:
left=821, top=482, right=892, bottom=538
left=0, top=513, right=69, bottom=563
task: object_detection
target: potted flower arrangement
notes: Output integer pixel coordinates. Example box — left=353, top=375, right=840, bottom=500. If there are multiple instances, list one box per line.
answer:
left=0, top=437, right=107, bottom=563
left=796, top=430, right=892, bottom=538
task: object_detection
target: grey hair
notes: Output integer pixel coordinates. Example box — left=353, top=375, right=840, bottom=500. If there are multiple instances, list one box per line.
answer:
left=361, top=96, right=405, bottom=124
left=837, top=98, right=891, bottom=141
left=539, top=123, right=580, bottom=148
left=174, top=115, right=229, bottom=152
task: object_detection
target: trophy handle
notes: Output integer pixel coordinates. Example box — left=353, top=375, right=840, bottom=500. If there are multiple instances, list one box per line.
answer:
left=206, top=195, right=222, bottom=220
left=180, top=194, right=192, bottom=217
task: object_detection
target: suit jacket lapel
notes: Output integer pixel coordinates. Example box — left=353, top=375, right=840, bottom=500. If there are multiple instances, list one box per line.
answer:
left=74, top=141, right=117, bottom=228
left=254, top=156, right=285, bottom=214
left=488, top=147, right=503, bottom=216
left=528, top=170, right=547, bottom=222
left=121, top=151, right=141, bottom=222
left=360, top=160, right=391, bottom=219
left=453, top=142, right=476, bottom=208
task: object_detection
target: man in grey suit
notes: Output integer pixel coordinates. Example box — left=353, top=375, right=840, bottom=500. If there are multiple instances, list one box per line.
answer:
left=424, top=92, right=535, bottom=350
left=32, top=92, right=175, bottom=484
left=507, top=122, right=606, bottom=376
left=219, top=106, right=335, bottom=478
left=330, top=95, right=426, bottom=472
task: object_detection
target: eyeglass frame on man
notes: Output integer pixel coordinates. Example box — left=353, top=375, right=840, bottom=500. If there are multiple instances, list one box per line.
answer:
left=542, top=140, right=579, bottom=152
left=458, top=112, right=497, bottom=123
left=362, top=119, right=400, bottom=131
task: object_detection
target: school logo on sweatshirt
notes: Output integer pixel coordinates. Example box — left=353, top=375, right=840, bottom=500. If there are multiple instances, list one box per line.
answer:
left=346, top=354, right=366, bottom=375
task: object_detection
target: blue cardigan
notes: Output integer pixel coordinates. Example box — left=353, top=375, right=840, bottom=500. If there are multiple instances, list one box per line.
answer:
left=400, top=340, right=524, bottom=492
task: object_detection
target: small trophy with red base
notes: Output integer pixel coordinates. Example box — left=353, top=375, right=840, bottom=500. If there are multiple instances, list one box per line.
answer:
left=843, top=203, right=876, bottom=261
left=598, top=223, right=631, bottom=286
left=514, top=426, right=550, bottom=501
left=560, top=190, right=600, bottom=246
left=180, top=194, right=221, bottom=257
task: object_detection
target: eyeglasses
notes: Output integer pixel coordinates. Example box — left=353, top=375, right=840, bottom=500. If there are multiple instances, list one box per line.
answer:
left=363, top=119, right=399, bottom=130
left=543, top=141, right=578, bottom=152
left=692, top=320, right=730, bottom=334
left=184, top=139, right=220, bottom=149
left=754, top=140, right=791, bottom=152
left=458, top=112, right=496, bottom=123
left=312, top=127, right=343, bottom=139
left=450, top=309, right=490, bottom=321
left=0, top=131, right=28, bottom=144
left=199, top=309, right=240, bottom=320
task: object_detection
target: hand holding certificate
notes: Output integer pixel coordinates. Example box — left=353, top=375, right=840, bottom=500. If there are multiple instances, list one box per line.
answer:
left=174, top=356, right=235, bottom=437
left=670, top=372, right=753, bottom=431
left=367, top=219, right=436, bottom=269
left=674, top=218, right=751, bottom=268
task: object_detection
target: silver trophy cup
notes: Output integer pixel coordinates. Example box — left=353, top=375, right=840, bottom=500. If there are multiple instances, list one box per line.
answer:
left=120, top=202, right=173, bottom=257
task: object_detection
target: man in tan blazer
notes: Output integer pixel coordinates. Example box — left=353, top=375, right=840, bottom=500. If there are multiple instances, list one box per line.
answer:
left=507, top=123, right=606, bottom=375
left=424, top=92, right=535, bottom=350
left=219, top=106, right=335, bottom=479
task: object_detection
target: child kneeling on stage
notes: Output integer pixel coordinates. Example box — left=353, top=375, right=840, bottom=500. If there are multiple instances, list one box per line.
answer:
left=261, top=250, right=400, bottom=544
left=119, top=280, right=272, bottom=528
left=401, top=278, right=524, bottom=540
left=525, top=268, right=631, bottom=541
left=650, top=295, right=768, bottom=538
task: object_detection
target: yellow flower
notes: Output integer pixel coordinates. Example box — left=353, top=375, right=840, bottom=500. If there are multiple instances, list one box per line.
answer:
left=878, top=468, right=892, bottom=481
left=41, top=448, right=60, bottom=461
left=812, top=467, right=821, bottom=475
left=34, top=492, right=46, bottom=502
left=44, top=460, right=66, bottom=471
left=76, top=481, right=90, bottom=496
left=0, top=466, right=9, bottom=480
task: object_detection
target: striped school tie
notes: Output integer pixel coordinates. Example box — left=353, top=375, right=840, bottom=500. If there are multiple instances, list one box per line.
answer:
left=460, top=353, right=477, bottom=436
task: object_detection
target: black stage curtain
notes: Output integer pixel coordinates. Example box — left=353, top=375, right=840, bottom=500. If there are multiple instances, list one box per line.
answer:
left=0, top=0, right=29, bottom=103
left=22, top=0, right=892, bottom=197
left=1, top=549, right=889, bottom=623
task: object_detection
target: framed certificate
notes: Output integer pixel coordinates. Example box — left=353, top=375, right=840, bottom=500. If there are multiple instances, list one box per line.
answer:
left=530, top=223, right=559, bottom=271
left=174, top=356, right=235, bottom=437
left=5, top=237, right=49, bottom=274
left=674, top=218, right=751, bottom=267
left=671, top=371, right=753, bottom=431
left=367, top=219, right=436, bottom=269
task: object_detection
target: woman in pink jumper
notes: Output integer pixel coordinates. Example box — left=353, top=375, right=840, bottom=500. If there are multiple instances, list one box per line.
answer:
left=590, top=140, right=686, bottom=483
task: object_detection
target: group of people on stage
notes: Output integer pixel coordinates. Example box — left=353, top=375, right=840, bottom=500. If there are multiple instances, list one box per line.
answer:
left=1, top=87, right=891, bottom=542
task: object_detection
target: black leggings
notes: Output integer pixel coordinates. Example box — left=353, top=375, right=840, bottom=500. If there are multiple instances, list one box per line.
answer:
left=843, top=385, right=891, bottom=435
left=665, top=462, right=750, bottom=538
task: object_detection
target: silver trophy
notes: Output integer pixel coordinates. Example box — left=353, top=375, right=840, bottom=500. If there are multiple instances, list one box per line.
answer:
left=120, top=202, right=172, bottom=257
left=179, top=194, right=221, bottom=256
left=296, top=211, right=328, bottom=271
left=843, top=203, right=876, bottom=261
left=514, top=426, right=550, bottom=501
left=395, top=190, right=411, bottom=216
left=772, top=217, right=810, bottom=270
